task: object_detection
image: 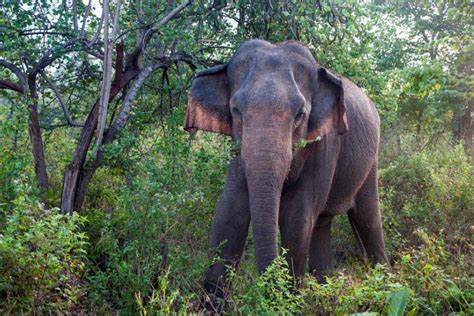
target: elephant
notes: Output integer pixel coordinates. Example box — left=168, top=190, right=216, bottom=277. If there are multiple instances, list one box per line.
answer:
left=184, top=39, right=390, bottom=296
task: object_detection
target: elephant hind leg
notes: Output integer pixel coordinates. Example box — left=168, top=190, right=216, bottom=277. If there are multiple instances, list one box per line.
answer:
left=308, top=215, right=334, bottom=283
left=348, top=208, right=367, bottom=258
left=348, top=166, right=390, bottom=267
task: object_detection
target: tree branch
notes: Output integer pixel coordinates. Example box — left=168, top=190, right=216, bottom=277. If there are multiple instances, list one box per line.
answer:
left=0, top=59, right=28, bottom=95
left=108, top=52, right=194, bottom=139
left=39, top=70, right=82, bottom=127
left=0, top=80, right=24, bottom=93
left=80, top=0, right=92, bottom=37
left=94, top=0, right=121, bottom=155
left=107, top=62, right=158, bottom=138
left=72, top=0, right=79, bottom=32
left=88, top=3, right=105, bottom=47
left=28, top=38, right=81, bottom=80
left=139, top=0, right=193, bottom=50
left=112, top=42, right=124, bottom=87
left=125, top=0, right=192, bottom=74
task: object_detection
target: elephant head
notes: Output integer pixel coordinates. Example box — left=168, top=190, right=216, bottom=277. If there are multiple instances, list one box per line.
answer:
left=184, top=40, right=347, bottom=273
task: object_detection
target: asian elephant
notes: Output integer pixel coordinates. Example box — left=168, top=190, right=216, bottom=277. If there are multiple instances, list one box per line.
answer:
left=184, top=39, right=390, bottom=296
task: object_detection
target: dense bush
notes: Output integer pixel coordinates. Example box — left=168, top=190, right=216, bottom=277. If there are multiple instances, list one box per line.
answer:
left=303, top=229, right=473, bottom=315
left=231, top=252, right=304, bottom=314
left=0, top=180, right=88, bottom=313
left=380, top=143, right=473, bottom=252
left=76, top=112, right=230, bottom=313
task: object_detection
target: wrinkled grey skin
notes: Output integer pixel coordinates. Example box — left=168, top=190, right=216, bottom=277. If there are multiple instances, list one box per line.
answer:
left=184, top=40, right=390, bottom=296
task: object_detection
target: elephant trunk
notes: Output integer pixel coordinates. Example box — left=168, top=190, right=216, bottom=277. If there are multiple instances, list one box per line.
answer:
left=241, top=124, right=292, bottom=273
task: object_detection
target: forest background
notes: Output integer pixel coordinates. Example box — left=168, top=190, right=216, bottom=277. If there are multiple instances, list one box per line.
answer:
left=0, top=0, right=472, bottom=314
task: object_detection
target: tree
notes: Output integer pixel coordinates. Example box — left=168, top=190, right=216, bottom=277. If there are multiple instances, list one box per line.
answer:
left=0, top=0, right=202, bottom=212
left=393, top=0, right=473, bottom=157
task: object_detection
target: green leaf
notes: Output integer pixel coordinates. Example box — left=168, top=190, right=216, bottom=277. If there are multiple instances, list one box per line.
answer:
left=388, top=287, right=409, bottom=316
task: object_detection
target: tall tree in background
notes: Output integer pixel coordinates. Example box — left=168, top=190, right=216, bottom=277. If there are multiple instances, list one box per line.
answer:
left=394, top=0, right=473, bottom=157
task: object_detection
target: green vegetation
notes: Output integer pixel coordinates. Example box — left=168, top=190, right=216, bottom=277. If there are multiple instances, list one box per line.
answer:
left=1, top=0, right=472, bottom=314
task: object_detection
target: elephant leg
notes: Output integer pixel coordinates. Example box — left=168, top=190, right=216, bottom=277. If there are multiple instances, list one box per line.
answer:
left=204, top=158, right=250, bottom=297
left=308, top=215, right=334, bottom=283
left=279, top=193, right=314, bottom=278
left=348, top=165, right=390, bottom=267
left=347, top=208, right=367, bottom=258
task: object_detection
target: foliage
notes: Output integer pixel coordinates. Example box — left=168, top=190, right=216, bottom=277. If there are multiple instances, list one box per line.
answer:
left=387, top=287, right=408, bottom=316
left=395, top=229, right=473, bottom=314
left=231, top=252, right=304, bottom=314
left=79, top=110, right=229, bottom=313
left=0, top=179, right=88, bottom=313
left=304, top=265, right=405, bottom=315
left=380, top=142, right=473, bottom=251
left=0, top=102, right=33, bottom=207
left=301, top=227, right=473, bottom=315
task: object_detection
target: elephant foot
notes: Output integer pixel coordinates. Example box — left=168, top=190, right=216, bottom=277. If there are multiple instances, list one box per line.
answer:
left=201, top=280, right=229, bottom=314
left=204, top=279, right=225, bottom=299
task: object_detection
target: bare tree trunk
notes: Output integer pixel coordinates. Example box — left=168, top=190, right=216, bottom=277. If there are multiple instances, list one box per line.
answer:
left=0, top=59, right=48, bottom=201
left=60, top=66, right=139, bottom=214
left=95, top=0, right=121, bottom=155
left=61, top=100, right=100, bottom=214
left=28, top=77, right=49, bottom=200
left=72, top=63, right=158, bottom=211
left=453, top=100, right=473, bottom=160
left=452, top=50, right=473, bottom=161
left=61, top=41, right=127, bottom=215
left=464, top=100, right=473, bottom=160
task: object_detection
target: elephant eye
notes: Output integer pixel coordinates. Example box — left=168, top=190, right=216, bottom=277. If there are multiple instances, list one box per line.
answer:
left=232, top=107, right=242, bottom=117
left=294, top=111, right=305, bottom=127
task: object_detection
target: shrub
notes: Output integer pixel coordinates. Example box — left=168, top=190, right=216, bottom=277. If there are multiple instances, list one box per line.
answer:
left=83, top=117, right=229, bottom=313
left=395, top=229, right=473, bottom=315
left=0, top=180, right=88, bottom=314
left=379, top=144, right=473, bottom=252
left=231, top=253, right=304, bottom=315
left=303, top=264, right=404, bottom=315
left=302, top=229, right=473, bottom=315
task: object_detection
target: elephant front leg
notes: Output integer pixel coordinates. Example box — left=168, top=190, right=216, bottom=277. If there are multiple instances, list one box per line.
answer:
left=308, top=214, right=334, bottom=283
left=204, top=158, right=250, bottom=298
left=279, top=193, right=314, bottom=278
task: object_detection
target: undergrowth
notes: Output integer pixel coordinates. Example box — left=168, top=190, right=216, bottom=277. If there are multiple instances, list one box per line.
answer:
left=0, top=117, right=472, bottom=314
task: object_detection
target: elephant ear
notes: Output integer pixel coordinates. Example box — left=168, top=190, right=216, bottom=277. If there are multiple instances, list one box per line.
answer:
left=184, top=64, right=232, bottom=135
left=307, top=67, right=348, bottom=141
